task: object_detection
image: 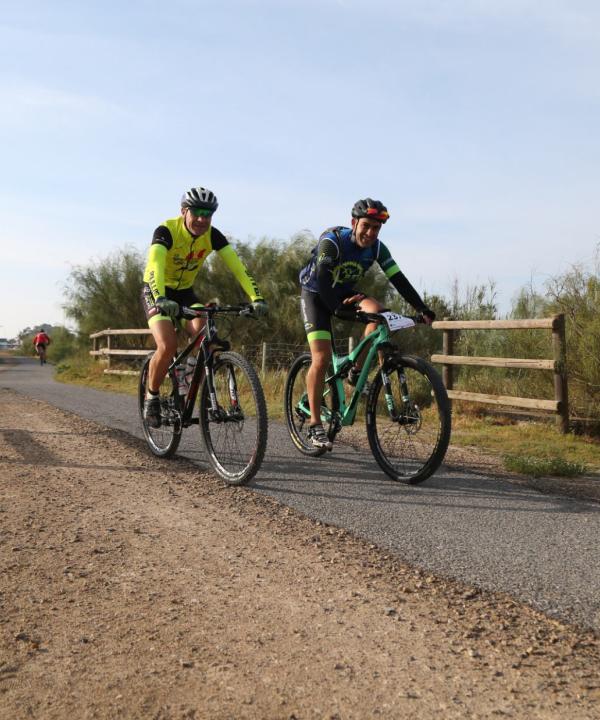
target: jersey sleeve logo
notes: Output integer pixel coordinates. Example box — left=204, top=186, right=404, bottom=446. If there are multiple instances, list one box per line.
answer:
left=332, top=261, right=364, bottom=287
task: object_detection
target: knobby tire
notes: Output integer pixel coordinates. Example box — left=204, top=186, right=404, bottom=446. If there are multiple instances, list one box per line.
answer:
left=139, top=353, right=182, bottom=458
left=366, top=354, right=451, bottom=484
left=199, top=351, right=267, bottom=485
left=284, top=352, right=339, bottom=457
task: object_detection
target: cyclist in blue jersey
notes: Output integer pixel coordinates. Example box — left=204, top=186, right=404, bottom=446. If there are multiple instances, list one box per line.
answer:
left=298, top=197, right=435, bottom=450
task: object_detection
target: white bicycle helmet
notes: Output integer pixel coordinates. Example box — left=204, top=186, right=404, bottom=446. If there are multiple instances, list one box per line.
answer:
left=180, top=186, right=219, bottom=211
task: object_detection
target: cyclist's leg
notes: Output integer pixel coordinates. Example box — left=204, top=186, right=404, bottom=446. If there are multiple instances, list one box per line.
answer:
left=301, top=291, right=334, bottom=449
left=140, top=285, right=178, bottom=428
left=176, top=288, right=206, bottom=346
left=306, top=338, right=332, bottom=426
left=301, top=290, right=333, bottom=424
left=141, top=284, right=178, bottom=392
left=148, top=319, right=177, bottom=391
left=354, top=296, right=385, bottom=366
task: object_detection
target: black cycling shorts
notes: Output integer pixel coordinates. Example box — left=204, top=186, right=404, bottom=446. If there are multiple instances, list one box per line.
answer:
left=300, top=288, right=354, bottom=342
left=141, top=284, right=203, bottom=326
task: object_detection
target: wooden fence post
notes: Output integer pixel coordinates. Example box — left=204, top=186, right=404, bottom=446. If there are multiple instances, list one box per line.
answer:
left=261, top=342, right=267, bottom=377
left=442, top=318, right=454, bottom=395
left=552, top=313, right=569, bottom=433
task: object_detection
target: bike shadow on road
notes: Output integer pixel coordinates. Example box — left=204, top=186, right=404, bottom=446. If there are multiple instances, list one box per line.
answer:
left=251, top=450, right=600, bottom=516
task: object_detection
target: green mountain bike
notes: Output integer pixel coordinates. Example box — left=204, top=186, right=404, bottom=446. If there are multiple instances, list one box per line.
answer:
left=284, top=310, right=451, bottom=484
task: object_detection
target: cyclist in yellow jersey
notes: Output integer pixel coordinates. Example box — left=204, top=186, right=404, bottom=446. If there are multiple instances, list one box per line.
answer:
left=141, top=186, right=267, bottom=427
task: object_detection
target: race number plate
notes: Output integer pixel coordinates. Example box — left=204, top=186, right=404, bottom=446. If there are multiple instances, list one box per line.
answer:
left=380, top=311, right=415, bottom=331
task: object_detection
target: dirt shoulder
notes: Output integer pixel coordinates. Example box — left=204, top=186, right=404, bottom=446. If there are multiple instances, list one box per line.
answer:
left=442, top=443, right=600, bottom=505
left=1, top=389, right=599, bottom=720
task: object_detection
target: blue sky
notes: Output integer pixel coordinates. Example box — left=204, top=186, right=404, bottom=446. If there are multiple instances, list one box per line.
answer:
left=1, top=0, right=599, bottom=338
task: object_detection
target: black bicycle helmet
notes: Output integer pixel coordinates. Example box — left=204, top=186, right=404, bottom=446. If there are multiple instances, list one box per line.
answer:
left=351, top=197, right=389, bottom=223
left=180, top=186, right=219, bottom=212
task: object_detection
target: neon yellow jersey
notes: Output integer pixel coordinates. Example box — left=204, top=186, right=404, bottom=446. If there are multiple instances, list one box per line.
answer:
left=143, top=216, right=263, bottom=302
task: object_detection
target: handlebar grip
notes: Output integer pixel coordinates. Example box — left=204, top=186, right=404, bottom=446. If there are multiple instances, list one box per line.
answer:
left=333, top=307, right=359, bottom=322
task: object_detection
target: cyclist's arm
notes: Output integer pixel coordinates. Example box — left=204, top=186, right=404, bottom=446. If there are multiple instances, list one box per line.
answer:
left=314, top=235, right=343, bottom=312
left=377, top=243, right=428, bottom=312
left=145, top=226, right=171, bottom=300
left=212, top=228, right=264, bottom=302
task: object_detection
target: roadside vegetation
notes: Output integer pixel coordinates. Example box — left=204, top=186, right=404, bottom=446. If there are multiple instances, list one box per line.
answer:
left=28, top=238, right=600, bottom=478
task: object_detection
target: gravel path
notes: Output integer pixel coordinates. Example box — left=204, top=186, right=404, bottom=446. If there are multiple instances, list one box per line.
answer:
left=2, top=356, right=600, bottom=635
left=1, top=388, right=598, bottom=719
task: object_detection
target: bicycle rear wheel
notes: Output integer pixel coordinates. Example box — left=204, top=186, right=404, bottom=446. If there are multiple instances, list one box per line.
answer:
left=366, top=354, right=451, bottom=484
left=283, top=352, right=339, bottom=457
left=139, top=353, right=182, bottom=458
left=199, top=351, right=267, bottom=485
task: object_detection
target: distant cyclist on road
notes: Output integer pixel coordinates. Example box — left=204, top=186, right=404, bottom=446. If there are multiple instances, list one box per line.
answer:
left=298, top=197, right=435, bottom=450
left=141, top=186, right=267, bottom=428
left=33, top=331, right=51, bottom=365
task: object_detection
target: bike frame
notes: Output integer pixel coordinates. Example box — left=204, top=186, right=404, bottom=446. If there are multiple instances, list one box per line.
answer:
left=167, top=307, right=234, bottom=428
left=323, top=322, right=393, bottom=428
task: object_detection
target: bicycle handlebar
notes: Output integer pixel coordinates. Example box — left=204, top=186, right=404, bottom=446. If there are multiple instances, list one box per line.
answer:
left=338, top=307, right=427, bottom=326
left=180, top=303, right=256, bottom=320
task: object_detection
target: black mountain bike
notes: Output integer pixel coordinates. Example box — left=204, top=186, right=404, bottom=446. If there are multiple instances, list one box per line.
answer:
left=284, top=310, right=451, bottom=484
left=139, top=304, right=268, bottom=486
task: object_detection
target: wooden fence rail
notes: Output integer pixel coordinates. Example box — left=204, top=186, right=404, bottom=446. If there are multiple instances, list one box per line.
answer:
left=430, top=314, right=569, bottom=433
left=89, top=328, right=154, bottom=375
left=89, top=329, right=311, bottom=376
left=90, top=316, right=570, bottom=432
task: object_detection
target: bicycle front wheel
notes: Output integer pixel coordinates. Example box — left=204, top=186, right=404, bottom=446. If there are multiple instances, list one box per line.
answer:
left=283, top=352, right=339, bottom=457
left=366, top=354, right=451, bottom=484
left=199, top=351, right=267, bottom=485
left=139, top=353, right=182, bottom=458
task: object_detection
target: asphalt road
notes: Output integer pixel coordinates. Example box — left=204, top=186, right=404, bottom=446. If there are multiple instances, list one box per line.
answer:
left=2, top=356, right=600, bottom=633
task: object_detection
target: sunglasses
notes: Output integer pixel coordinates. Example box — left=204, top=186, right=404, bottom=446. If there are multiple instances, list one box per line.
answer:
left=189, top=208, right=214, bottom=218
left=365, top=208, right=389, bottom=221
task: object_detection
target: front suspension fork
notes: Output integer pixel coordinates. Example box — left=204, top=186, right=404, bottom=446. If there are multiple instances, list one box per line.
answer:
left=380, top=364, right=411, bottom=423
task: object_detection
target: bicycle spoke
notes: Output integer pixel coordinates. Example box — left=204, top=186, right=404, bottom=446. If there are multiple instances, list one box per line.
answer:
left=200, top=352, right=267, bottom=485
left=284, top=353, right=338, bottom=457
left=139, top=355, right=182, bottom=458
left=367, top=356, right=451, bottom=484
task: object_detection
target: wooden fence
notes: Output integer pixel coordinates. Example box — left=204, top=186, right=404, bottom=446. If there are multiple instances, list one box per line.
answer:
left=90, top=316, right=569, bottom=431
left=89, top=329, right=310, bottom=376
left=89, top=328, right=153, bottom=375
left=430, top=314, right=569, bottom=432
